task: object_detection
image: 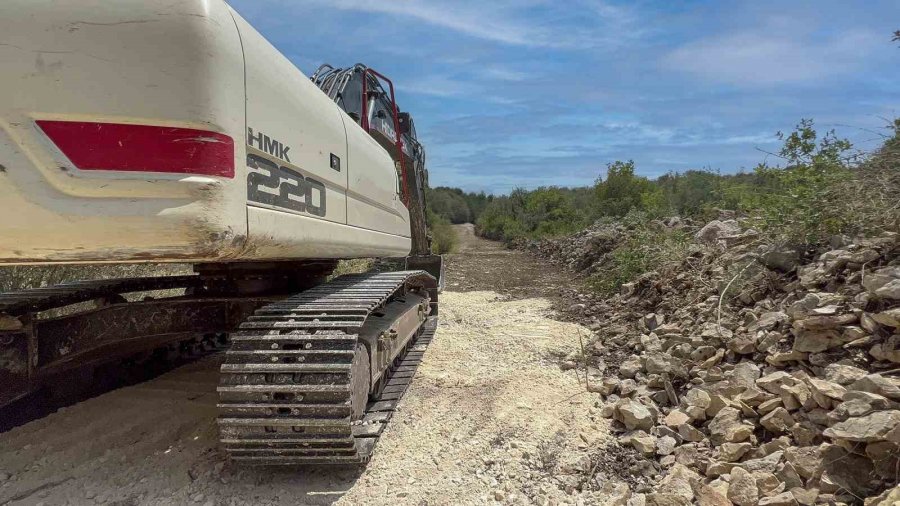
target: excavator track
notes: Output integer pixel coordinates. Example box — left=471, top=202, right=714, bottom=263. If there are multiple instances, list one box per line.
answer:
left=217, top=270, right=437, bottom=465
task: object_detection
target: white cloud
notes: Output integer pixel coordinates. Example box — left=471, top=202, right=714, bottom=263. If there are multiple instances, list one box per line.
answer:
left=300, top=0, right=641, bottom=49
left=663, top=28, right=881, bottom=86
left=478, top=66, right=530, bottom=82
left=397, top=75, right=479, bottom=97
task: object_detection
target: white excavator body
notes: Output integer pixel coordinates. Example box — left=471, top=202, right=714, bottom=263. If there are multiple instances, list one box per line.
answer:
left=0, top=0, right=412, bottom=265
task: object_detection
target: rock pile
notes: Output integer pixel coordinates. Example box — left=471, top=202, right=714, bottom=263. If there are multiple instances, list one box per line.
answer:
left=536, top=219, right=900, bottom=505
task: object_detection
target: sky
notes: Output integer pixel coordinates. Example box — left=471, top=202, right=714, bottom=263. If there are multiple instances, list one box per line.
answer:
left=228, top=0, right=900, bottom=194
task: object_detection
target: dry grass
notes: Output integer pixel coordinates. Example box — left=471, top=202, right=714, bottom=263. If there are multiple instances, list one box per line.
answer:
left=330, top=258, right=374, bottom=278
left=0, top=263, right=192, bottom=292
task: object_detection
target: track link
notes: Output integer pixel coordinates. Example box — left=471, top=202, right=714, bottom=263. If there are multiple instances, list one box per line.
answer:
left=217, top=271, right=436, bottom=465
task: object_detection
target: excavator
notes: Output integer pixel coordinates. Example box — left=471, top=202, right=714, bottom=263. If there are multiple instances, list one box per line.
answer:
left=0, top=0, right=442, bottom=464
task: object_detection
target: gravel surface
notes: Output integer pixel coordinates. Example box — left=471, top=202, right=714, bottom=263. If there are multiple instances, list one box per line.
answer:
left=0, top=225, right=620, bottom=506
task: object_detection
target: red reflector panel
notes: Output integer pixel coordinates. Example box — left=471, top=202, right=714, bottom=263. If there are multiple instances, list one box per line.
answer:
left=36, top=121, right=234, bottom=178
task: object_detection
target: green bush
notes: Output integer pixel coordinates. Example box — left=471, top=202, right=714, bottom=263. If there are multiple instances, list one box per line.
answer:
left=427, top=210, right=458, bottom=254
left=476, top=187, right=589, bottom=242
left=588, top=219, right=693, bottom=296
left=426, top=187, right=492, bottom=224
left=738, top=119, right=899, bottom=248
left=470, top=118, right=899, bottom=249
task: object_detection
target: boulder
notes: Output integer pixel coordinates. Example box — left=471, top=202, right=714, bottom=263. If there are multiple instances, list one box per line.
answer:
left=749, top=312, right=790, bottom=333
left=664, top=409, right=690, bottom=428
left=864, top=484, right=900, bottom=506
left=708, top=407, right=753, bottom=444
left=820, top=444, right=879, bottom=497
left=757, top=371, right=795, bottom=394
left=824, top=363, right=867, bottom=385
left=807, top=378, right=846, bottom=405
left=657, top=463, right=699, bottom=502
left=792, top=313, right=858, bottom=331
left=760, top=407, right=795, bottom=434
left=690, top=481, right=731, bottom=506
left=870, top=335, right=900, bottom=363
left=850, top=374, right=900, bottom=400
left=616, top=399, right=655, bottom=431
left=695, top=220, right=741, bottom=244
left=717, top=442, right=751, bottom=462
left=727, top=467, right=759, bottom=506
left=738, top=451, right=783, bottom=473
left=644, top=352, right=687, bottom=378
left=791, top=328, right=849, bottom=353
left=761, top=249, right=801, bottom=273
left=620, top=356, right=643, bottom=378
left=622, top=431, right=657, bottom=455
left=828, top=391, right=894, bottom=423
left=732, top=362, right=762, bottom=389
left=866, top=441, right=900, bottom=480
left=759, top=492, right=799, bottom=506
left=823, top=410, right=900, bottom=442
left=783, top=446, right=820, bottom=480
left=873, top=308, right=900, bottom=328
left=863, top=266, right=900, bottom=300
left=656, top=435, right=677, bottom=456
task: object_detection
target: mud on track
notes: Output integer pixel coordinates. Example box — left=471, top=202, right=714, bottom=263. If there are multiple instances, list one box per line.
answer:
left=0, top=225, right=624, bottom=505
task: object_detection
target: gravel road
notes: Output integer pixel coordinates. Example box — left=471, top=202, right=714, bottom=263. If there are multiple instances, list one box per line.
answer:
left=0, top=226, right=622, bottom=506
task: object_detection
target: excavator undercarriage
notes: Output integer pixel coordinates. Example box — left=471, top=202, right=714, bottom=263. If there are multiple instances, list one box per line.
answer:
left=0, top=264, right=439, bottom=465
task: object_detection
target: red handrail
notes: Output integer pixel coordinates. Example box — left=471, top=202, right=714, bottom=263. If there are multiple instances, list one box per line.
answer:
left=360, top=67, right=410, bottom=208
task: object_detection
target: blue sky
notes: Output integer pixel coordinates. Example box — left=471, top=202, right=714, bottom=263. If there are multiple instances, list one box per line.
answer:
left=229, top=0, right=899, bottom=194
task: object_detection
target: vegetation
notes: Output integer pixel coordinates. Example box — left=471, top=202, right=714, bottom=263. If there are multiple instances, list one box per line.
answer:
left=587, top=214, right=694, bottom=296
left=426, top=187, right=492, bottom=224
left=427, top=209, right=458, bottom=254
left=471, top=119, right=899, bottom=251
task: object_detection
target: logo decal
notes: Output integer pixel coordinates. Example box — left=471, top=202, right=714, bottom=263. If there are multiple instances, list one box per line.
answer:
left=246, top=152, right=326, bottom=217
left=248, top=128, right=291, bottom=163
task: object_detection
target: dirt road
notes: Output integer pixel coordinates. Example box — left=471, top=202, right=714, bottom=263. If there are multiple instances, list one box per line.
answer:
left=0, top=226, right=623, bottom=506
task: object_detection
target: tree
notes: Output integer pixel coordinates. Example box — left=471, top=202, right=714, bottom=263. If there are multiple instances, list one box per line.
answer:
left=594, top=160, right=652, bottom=217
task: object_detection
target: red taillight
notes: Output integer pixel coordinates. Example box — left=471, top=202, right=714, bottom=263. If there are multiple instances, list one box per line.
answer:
left=36, top=121, right=234, bottom=178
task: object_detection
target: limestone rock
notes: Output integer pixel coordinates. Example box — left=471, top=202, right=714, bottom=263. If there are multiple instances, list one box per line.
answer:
left=824, top=363, right=868, bottom=385
left=644, top=352, right=687, bottom=378
left=695, top=220, right=741, bottom=244
left=863, top=266, right=900, bottom=300
left=759, top=491, right=799, bottom=506
left=656, top=463, right=699, bottom=502
left=727, top=467, right=759, bottom=506
left=616, top=399, right=655, bottom=431
left=870, top=335, right=900, bottom=363
left=708, top=407, right=753, bottom=444
left=664, top=409, right=690, bottom=428
left=873, top=308, right=900, bottom=328
left=656, top=435, right=677, bottom=456
left=820, top=444, right=879, bottom=497
left=717, top=442, right=751, bottom=462
left=749, top=312, right=790, bottom=333
left=823, top=410, right=900, bottom=442
left=850, top=374, right=900, bottom=400
left=783, top=446, right=820, bottom=480
left=690, top=481, right=731, bottom=506
left=760, top=407, right=795, bottom=434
